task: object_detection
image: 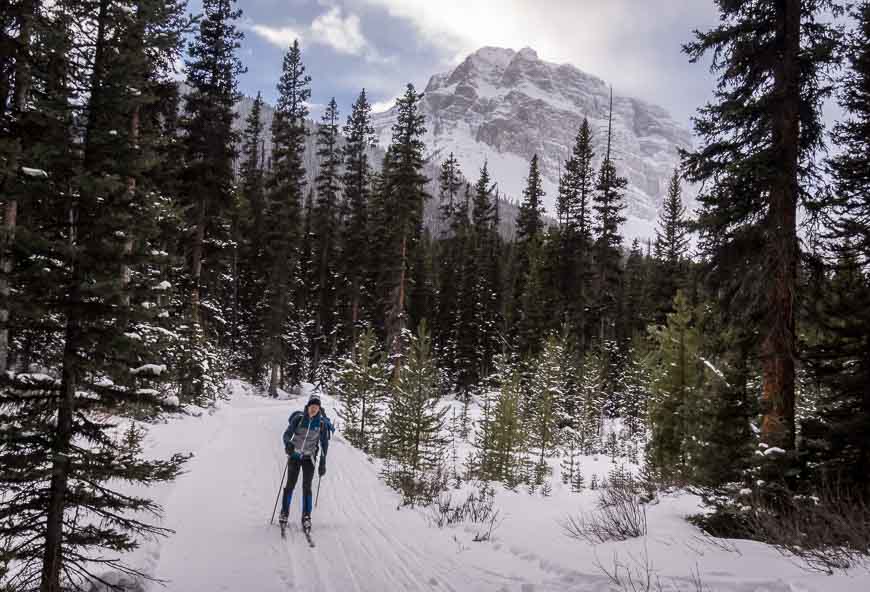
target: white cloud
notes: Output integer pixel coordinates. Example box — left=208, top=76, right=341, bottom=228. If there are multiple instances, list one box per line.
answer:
left=310, top=7, right=367, bottom=55
left=250, top=7, right=393, bottom=64
left=250, top=24, right=305, bottom=49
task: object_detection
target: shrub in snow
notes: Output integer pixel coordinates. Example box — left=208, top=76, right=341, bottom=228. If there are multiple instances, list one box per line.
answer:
left=563, top=480, right=648, bottom=544
left=428, top=483, right=500, bottom=542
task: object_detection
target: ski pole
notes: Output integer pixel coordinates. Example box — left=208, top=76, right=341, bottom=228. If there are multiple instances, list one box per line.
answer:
left=315, top=474, right=322, bottom=508
left=270, top=459, right=288, bottom=524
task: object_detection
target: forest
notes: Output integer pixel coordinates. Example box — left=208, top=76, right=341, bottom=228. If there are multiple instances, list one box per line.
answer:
left=1, top=0, right=869, bottom=590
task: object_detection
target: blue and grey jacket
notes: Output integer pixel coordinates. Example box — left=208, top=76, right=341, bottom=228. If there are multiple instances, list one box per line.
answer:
left=282, top=402, right=334, bottom=461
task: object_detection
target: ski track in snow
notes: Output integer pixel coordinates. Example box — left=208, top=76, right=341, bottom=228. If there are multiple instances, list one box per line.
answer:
left=127, top=388, right=870, bottom=592
left=143, top=393, right=571, bottom=592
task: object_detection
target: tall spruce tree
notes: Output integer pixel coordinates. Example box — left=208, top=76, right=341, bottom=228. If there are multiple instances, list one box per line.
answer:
left=236, top=91, right=267, bottom=381
left=682, top=0, right=840, bottom=451
left=378, top=84, right=428, bottom=360
left=653, top=168, right=690, bottom=322
left=434, top=154, right=465, bottom=366
left=803, top=1, right=870, bottom=498
left=0, top=3, right=190, bottom=589
left=311, top=97, right=342, bottom=372
left=262, top=40, right=310, bottom=396
left=512, top=154, right=546, bottom=347
left=340, top=89, right=376, bottom=346
left=592, top=92, right=627, bottom=344
left=179, top=0, right=244, bottom=401
left=561, top=119, right=596, bottom=351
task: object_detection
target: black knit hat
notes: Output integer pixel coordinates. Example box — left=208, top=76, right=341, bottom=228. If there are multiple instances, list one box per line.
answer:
left=307, top=395, right=322, bottom=408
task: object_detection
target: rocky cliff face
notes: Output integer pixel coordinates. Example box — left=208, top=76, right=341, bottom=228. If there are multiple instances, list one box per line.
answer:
left=372, top=46, right=695, bottom=240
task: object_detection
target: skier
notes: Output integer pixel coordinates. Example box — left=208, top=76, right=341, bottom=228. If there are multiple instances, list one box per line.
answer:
left=279, top=394, right=333, bottom=534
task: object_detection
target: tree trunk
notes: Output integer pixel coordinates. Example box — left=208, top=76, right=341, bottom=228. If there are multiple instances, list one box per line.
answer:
left=761, top=0, right=799, bottom=450
left=0, top=0, right=36, bottom=374
left=40, top=301, right=79, bottom=592
left=190, top=197, right=206, bottom=327
left=269, top=360, right=279, bottom=398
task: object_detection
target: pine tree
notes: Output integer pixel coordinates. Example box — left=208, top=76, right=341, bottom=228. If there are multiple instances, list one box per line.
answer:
left=645, top=291, right=705, bottom=481
left=340, top=88, right=376, bottom=346
left=682, top=0, right=840, bottom=451
left=623, top=239, right=649, bottom=341
left=379, top=84, right=429, bottom=360
left=516, top=238, right=548, bottom=357
left=652, top=168, right=689, bottom=321
left=475, top=354, right=525, bottom=484
left=513, top=153, right=545, bottom=303
left=236, top=91, right=267, bottom=382
left=517, top=154, right=546, bottom=245
left=802, top=2, right=870, bottom=498
left=262, top=40, right=310, bottom=396
left=179, top=0, right=244, bottom=386
left=526, top=334, right=570, bottom=480
left=560, top=119, right=596, bottom=352
left=592, top=91, right=627, bottom=344
left=336, top=328, right=387, bottom=453
left=0, top=3, right=190, bottom=589
left=433, top=154, right=465, bottom=368
left=382, top=321, right=448, bottom=505
left=576, top=347, right=606, bottom=454
left=310, top=97, right=342, bottom=372
left=471, top=163, right=503, bottom=379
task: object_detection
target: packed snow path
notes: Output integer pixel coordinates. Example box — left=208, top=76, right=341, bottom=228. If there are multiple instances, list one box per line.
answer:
left=131, top=387, right=870, bottom=592
left=142, top=391, right=580, bottom=592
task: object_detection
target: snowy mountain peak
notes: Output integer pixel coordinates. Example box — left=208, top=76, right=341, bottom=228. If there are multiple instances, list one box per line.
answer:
left=373, top=46, right=695, bottom=241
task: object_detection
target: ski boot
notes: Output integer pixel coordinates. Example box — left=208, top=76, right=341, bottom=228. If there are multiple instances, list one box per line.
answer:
left=278, top=510, right=288, bottom=527
left=301, top=513, right=312, bottom=534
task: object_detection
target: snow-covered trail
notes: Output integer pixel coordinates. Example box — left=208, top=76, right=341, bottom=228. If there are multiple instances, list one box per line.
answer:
left=142, top=390, right=580, bottom=592
left=130, top=387, right=870, bottom=592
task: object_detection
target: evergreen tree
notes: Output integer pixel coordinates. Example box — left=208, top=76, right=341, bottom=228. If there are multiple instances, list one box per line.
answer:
left=682, top=0, right=840, bottom=451
left=236, top=91, right=267, bottom=382
left=645, top=291, right=705, bottom=481
left=0, top=3, right=190, bottom=589
left=526, top=334, right=570, bottom=481
left=592, top=92, right=627, bottom=343
left=179, top=0, right=244, bottom=399
left=382, top=321, right=448, bottom=505
left=378, top=84, right=429, bottom=360
left=805, top=1, right=870, bottom=500
left=433, top=154, right=466, bottom=367
left=653, top=168, right=689, bottom=321
left=516, top=154, right=546, bottom=244
left=623, top=239, right=649, bottom=341
left=516, top=238, right=549, bottom=357
left=554, top=120, right=597, bottom=353
left=803, top=2, right=870, bottom=498
left=311, top=97, right=342, bottom=372
left=262, top=40, right=310, bottom=396
left=335, top=328, right=387, bottom=453
left=340, top=88, right=376, bottom=346
left=475, top=354, right=525, bottom=485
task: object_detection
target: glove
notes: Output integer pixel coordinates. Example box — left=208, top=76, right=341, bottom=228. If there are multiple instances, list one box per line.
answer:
left=285, top=444, right=294, bottom=457
left=318, top=459, right=326, bottom=477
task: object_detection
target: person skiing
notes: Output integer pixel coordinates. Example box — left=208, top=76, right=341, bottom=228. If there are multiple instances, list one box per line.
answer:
left=279, top=394, right=333, bottom=533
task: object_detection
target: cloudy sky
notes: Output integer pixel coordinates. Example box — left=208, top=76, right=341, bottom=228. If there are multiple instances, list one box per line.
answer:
left=198, top=0, right=722, bottom=128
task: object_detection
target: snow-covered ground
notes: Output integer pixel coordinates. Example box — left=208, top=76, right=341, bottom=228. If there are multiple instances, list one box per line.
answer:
left=106, top=381, right=870, bottom=592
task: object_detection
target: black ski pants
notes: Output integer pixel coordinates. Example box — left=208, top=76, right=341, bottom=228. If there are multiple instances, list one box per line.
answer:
left=281, top=456, right=315, bottom=516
